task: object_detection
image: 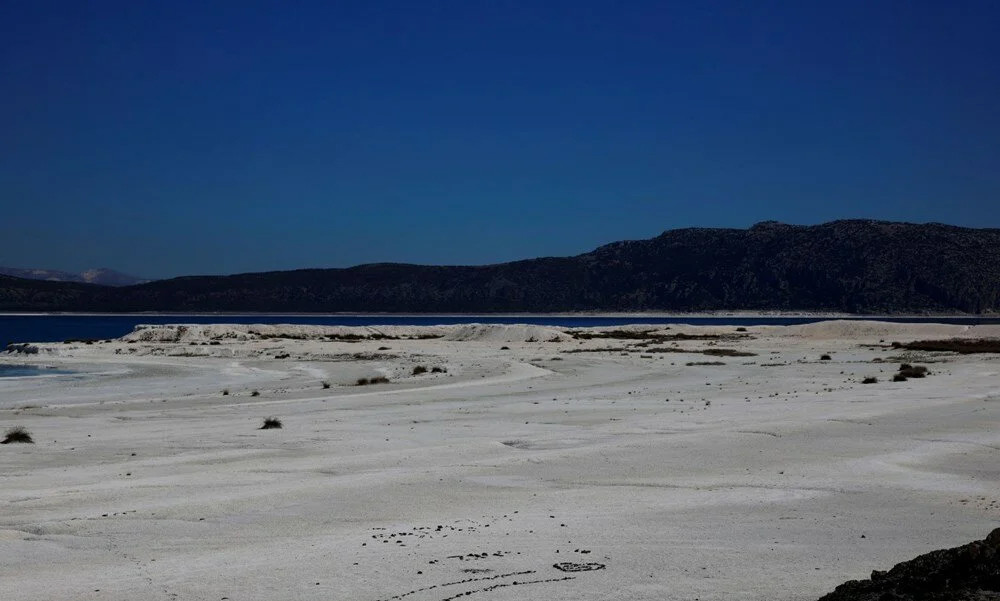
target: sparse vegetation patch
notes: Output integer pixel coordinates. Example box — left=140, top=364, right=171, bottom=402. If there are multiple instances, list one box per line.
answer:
left=569, top=330, right=748, bottom=342
left=898, top=365, right=929, bottom=378
left=248, top=331, right=441, bottom=342
left=259, top=417, right=282, bottom=430
left=562, top=346, right=630, bottom=354
left=701, top=348, right=757, bottom=357
left=892, top=339, right=1000, bottom=354
left=2, top=426, right=33, bottom=444
left=565, top=345, right=756, bottom=357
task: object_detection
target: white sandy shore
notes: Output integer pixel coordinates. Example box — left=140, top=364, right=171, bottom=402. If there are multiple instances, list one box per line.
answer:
left=1, top=321, right=998, bottom=601
left=4, top=310, right=995, bottom=317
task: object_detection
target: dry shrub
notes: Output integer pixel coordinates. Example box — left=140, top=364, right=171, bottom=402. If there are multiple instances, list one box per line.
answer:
left=260, top=417, right=282, bottom=430
left=2, top=426, right=33, bottom=444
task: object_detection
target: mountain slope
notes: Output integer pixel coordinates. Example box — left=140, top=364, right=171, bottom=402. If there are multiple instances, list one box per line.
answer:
left=0, top=267, right=148, bottom=286
left=1, top=220, right=998, bottom=313
left=0, top=275, right=106, bottom=311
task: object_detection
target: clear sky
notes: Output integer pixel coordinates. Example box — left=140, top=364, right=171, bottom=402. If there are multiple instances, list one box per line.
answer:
left=2, top=1, right=998, bottom=278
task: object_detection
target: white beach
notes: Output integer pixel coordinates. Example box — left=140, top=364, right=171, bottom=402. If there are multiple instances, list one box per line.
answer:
left=1, top=321, right=998, bottom=601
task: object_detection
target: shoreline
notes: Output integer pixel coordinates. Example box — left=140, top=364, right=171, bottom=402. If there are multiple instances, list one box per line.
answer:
left=1, top=311, right=996, bottom=318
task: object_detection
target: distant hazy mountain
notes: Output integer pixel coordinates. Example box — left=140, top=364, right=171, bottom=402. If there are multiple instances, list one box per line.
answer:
left=1, top=220, right=998, bottom=313
left=0, top=267, right=148, bottom=287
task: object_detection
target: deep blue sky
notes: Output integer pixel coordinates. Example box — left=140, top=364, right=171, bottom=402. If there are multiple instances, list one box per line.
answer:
left=2, top=1, right=998, bottom=278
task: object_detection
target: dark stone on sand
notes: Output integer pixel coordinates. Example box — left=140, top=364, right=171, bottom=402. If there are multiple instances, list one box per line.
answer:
left=553, top=562, right=606, bottom=572
left=816, top=528, right=1000, bottom=601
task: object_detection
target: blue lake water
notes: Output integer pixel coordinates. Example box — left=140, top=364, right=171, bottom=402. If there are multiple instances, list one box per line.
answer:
left=0, top=364, right=75, bottom=378
left=2, top=314, right=998, bottom=346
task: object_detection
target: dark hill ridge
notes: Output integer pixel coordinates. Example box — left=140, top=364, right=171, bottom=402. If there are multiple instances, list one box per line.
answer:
left=1, top=220, right=999, bottom=313
left=0, top=275, right=106, bottom=312
left=0, top=266, right=147, bottom=286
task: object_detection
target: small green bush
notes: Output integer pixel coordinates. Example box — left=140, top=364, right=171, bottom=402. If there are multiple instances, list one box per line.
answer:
left=412, top=365, right=428, bottom=375
left=862, top=377, right=878, bottom=384
left=250, top=390, right=260, bottom=397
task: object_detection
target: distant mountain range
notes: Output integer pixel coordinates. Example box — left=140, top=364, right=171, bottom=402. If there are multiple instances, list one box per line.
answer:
left=1, top=220, right=998, bottom=313
left=0, top=267, right=148, bottom=287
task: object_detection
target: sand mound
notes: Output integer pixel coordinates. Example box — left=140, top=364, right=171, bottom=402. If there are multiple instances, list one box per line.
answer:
left=122, top=324, right=445, bottom=342
left=441, top=324, right=569, bottom=343
left=121, top=323, right=569, bottom=344
left=816, top=528, right=1000, bottom=601
left=783, top=320, right=995, bottom=341
left=124, top=325, right=197, bottom=342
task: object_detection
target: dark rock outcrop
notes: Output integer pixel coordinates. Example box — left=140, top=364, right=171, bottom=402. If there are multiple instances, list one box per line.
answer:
left=1, top=220, right=999, bottom=313
left=817, top=528, right=1000, bottom=601
left=4, top=343, right=39, bottom=354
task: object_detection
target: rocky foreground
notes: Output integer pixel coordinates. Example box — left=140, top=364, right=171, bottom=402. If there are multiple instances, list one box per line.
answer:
left=818, top=528, right=1000, bottom=601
